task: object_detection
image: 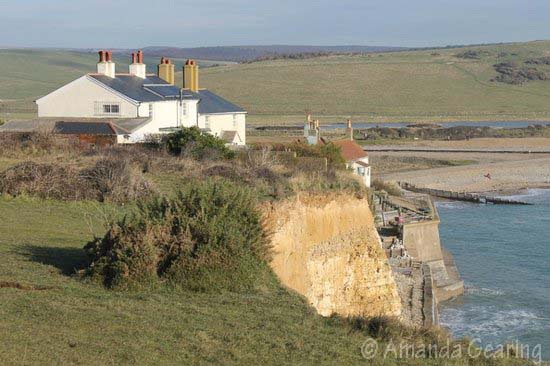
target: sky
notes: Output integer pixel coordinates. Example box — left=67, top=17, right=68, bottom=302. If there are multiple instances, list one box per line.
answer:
left=0, top=0, right=549, bottom=48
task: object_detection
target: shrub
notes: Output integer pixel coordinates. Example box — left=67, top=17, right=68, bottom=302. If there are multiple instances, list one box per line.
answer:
left=285, top=142, right=346, bottom=169
left=493, top=62, right=547, bottom=85
left=84, top=179, right=271, bottom=291
left=0, top=162, right=84, bottom=200
left=0, top=156, right=153, bottom=203
left=372, top=179, right=402, bottom=196
left=164, top=126, right=235, bottom=160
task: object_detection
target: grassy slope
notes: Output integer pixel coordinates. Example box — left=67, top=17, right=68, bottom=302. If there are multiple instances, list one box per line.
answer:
left=0, top=198, right=526, bottom=366
left=196, top=41, right=550, bottom=124
left=0, top=198, right=365, bottom=365
left=3, top=41, right=550, bottom=123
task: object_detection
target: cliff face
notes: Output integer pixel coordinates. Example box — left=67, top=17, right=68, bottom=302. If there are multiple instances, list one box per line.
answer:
left=263, top=193, right=402, bottom=318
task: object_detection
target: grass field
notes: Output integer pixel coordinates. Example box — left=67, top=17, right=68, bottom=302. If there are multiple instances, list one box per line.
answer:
left=0, top=196, right=528, bottom=365
left=0, top=139, right=529, bottom=365
left=0, top=197, right=368, bottom=365
left=3, top=41, right=550, bottom=124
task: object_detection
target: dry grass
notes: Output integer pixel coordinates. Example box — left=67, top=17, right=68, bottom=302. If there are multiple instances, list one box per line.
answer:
left=0, top=156, right=154, bottom=203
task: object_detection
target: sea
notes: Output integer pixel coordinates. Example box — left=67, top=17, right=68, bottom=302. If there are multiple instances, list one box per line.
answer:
left=437, top=189, right=550, bottom=360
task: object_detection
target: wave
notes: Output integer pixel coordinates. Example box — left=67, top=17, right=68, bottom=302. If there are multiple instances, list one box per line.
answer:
left=434, top=201, right=475, bottom=210
left=465, top=285, right=505, bottom=297
left=440, top=306, right=549, bottom=340
left=497, top=188, right=550, bottom=202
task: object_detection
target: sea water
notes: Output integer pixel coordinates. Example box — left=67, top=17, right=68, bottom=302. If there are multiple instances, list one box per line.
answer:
left=437, top=189, right=550, bottom=359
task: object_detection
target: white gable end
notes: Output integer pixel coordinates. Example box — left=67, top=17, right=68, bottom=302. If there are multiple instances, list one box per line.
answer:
left=36, top=76, right=138, bottom=118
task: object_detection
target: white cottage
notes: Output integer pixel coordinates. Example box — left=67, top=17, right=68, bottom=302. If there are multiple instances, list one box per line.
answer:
left=34, top=50, right=246, bottom=145
left=332, top=139, right=371, bottom=187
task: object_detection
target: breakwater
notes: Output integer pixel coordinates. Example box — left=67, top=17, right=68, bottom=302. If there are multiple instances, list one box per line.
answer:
left=399, top=182, right=533, bottom=205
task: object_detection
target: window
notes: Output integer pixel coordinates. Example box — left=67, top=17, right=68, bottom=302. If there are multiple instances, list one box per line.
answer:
left=95, top=102, right=121, bottom=116
left=232, top=114, right=237, bottom=128
left=205, top=116, right=210, bottom=129
left=149, top=103, right=154, bottom=118
left=103, top=104, right=119, bottom=114
left=182, top=102, right=188, bottom=116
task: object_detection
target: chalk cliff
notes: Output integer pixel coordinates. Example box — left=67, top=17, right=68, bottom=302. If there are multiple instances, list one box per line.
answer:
left=263, top=193, right=402, bottom=318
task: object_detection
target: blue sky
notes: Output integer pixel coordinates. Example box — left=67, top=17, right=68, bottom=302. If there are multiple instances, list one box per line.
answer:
left=0, top=0, right=548, bottom=48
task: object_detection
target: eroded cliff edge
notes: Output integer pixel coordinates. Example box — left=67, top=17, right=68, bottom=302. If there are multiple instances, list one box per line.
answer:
left=263, top=193, right=402, bottom=318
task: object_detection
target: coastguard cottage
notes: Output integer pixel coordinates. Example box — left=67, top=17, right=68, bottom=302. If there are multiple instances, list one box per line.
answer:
left=304, top=115, right=371, bottom=187
left=29, top=50, right=246, bottom=145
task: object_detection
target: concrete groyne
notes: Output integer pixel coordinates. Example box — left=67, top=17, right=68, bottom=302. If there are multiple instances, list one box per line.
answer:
left=399, top=182, right=533, bottom=205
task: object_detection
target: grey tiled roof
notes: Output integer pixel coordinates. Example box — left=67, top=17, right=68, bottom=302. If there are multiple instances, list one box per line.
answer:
left=55, top=121, right=117, bottom=135
left=88, top=74, right=245, bottom=114
left=0, top=118, right=150, bottom=135
left=88, top=74, right=187, bottom=102
left=196, top=90, right=246, bottom=114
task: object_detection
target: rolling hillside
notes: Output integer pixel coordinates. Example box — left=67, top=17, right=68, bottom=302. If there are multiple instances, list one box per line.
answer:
left=196, top=41, right=550, bottom=124
left=3, top=41, right=550, bottom=123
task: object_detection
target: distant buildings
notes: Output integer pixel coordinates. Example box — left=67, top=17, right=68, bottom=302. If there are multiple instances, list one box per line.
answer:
left=304, top=115, right=371, bottom=187
left=33, top=50, right=246, bottom=145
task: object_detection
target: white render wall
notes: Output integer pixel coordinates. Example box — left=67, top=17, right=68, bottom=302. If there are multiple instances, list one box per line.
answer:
left=128, top=100, right=200, bottom=142
left=36, top=76, right=138, bottom=118
left=197, top=113, right=246, bottom=145
left=349, top=156, right=371, bottom=187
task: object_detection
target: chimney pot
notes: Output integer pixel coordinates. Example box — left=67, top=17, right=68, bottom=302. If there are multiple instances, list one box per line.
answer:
left=97, top=50, right=115, bottom=77
left=129, top=50, right=146, bottom=78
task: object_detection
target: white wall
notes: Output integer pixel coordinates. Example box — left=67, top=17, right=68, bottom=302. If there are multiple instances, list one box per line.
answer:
left=197, top=113, right=246, bottom=145
left=128, top=100, right=200, bottom=142
left=181, top=100, right=199, bottom=128
left=36, top=76, right=138, bottom=118
left=133, top=100, right=178, bottom=136
left=349, top=156, right=371, bottom=187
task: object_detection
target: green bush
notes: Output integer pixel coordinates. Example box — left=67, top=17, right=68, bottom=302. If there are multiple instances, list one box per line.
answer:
left=164, top=126, right=235, bottom=159
left=84, top=179, right=270, bottom=291
left=267, top=141, right=346, bottom=169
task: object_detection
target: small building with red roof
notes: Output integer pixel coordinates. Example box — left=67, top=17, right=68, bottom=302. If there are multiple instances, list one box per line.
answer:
left=332, top=139, right=371, bottom=187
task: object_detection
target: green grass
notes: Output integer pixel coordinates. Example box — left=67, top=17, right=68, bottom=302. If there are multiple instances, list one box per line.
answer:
left=196, top=41, right=550, bottom=124
left=0, top=196, right=527, bottom=365
left=0, top=197, right=364, bottom=365
left=4, top=42, right=550, bottom=124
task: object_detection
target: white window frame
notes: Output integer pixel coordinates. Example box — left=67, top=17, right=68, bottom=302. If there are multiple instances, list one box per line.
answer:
left=181, top=102, right=188, bottom=117
left=94, top=101, right=121, bottom=116
left=232, top=114, right=237, bottom=128
left=205, top=115, right=210, bottom=129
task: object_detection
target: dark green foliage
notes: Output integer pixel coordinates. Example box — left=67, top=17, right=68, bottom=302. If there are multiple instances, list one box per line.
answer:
left=85, top=179, right=270, bottom=291
left=524, top=56, right=550, bottom=65
left=164, top=126, right=235, bottom=159
left=455, top=50, right=488, bottom=59
left=357, top=125, right=550, bottom=141
left=492, top=62, right=547, bottom=84
left=285, top=142, right=346, bottom=169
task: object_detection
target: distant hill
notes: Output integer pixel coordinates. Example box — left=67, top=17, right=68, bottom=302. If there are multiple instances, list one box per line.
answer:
left=127, top=45, right=408, bottom=62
